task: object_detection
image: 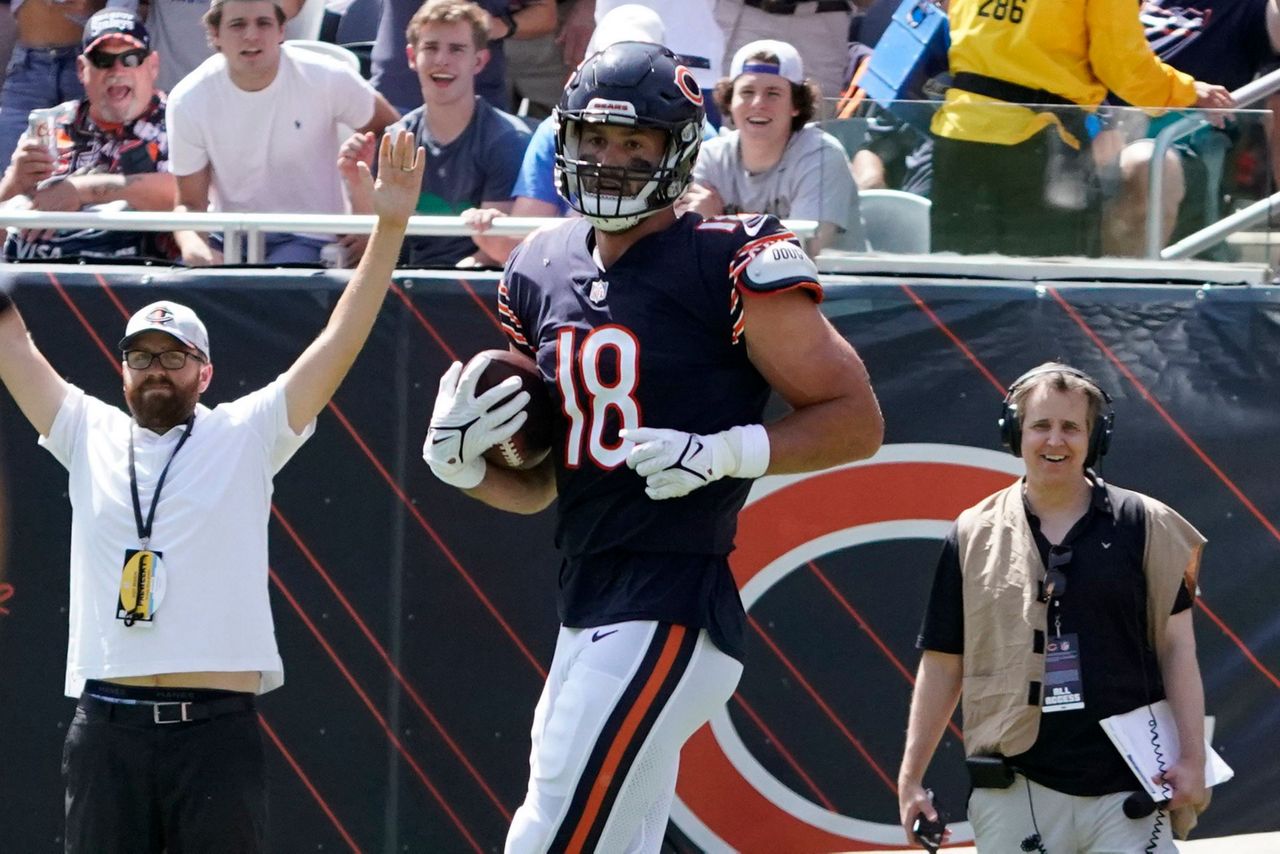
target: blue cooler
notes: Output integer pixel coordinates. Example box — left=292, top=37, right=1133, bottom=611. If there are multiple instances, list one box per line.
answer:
left=860, top=0, right=950, bottom=131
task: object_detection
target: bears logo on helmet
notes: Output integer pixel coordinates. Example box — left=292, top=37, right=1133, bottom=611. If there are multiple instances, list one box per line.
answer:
left=674, top=65, right=703, bottom=106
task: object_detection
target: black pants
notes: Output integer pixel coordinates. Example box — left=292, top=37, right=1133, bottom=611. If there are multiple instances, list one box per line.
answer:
left=63, top=688, right=266, bottom=854
left=931, top=129, right=1099, bottom=257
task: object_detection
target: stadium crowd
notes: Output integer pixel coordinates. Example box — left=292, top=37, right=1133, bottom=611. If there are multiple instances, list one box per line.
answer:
left=0, top=0, right=1276, bottom=264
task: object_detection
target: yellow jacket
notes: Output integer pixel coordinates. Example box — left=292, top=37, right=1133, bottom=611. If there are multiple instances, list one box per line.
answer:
left=932, top=0, right=1199, bottom=145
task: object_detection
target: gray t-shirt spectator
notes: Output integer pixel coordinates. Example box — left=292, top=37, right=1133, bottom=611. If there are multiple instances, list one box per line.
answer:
left=148, top=0, right=215, bottom=92
left=694, top=124, right=858, bottom=233
left=391, top=95, right=531, bottom=266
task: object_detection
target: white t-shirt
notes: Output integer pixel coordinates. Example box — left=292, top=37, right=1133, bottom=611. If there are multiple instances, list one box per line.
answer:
left=694, top=123, right=859, bottom=231
left=39, top=379, right=315, bottom=697
left=166, top=45, right=377, bottom=214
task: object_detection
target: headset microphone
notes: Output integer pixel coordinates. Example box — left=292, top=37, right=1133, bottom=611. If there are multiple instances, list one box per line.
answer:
left=1122, top=790, right=1166, bottom=819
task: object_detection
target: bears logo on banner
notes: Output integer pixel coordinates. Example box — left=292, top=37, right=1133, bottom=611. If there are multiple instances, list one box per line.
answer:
left=671, top=444, right=1024, bottom=851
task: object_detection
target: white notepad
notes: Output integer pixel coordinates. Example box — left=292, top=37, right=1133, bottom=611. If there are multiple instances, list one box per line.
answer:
left=1099, top=700, right=1234, bottom=802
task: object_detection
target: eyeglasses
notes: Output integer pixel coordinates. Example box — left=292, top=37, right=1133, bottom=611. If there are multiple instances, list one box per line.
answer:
left=1039, top=545, right=1072, bottom=601
left=86, top=48, right=150, bottom=70
left=124, top=349, right=204, bottom=370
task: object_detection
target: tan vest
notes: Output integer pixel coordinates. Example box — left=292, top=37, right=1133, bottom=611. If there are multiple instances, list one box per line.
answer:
left=954, top=480, right=1207, bottom=836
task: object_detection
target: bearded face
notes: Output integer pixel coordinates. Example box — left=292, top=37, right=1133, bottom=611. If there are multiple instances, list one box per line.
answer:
left=121, top=332, right=211, bottom=433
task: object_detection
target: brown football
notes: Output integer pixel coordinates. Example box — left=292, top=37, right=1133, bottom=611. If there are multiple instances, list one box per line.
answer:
left=469, top=349, right=555, bottom=469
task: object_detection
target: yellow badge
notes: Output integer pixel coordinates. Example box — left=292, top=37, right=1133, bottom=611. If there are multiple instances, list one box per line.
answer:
left=117, top=549, right=166, bottom=627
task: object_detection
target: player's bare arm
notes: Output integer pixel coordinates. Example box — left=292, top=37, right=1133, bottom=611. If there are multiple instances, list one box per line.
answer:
left=462, top=456, right=557, bottom=514
left=281, top=131, right=424, bottom=434
left=0, top=295, right=70, bottom=437
left=742, top=287, right=883, bottom=472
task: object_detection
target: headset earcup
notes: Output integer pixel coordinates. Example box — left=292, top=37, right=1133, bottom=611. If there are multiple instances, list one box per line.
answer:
left=1089, top=411, right=1114, bottom=468
left=999, top=403, right=1021, bottom=457
left=1084, top=411, right=1114, bottom=468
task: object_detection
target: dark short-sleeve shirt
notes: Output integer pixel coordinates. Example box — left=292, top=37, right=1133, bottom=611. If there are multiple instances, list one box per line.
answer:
left=918, top=479, right=1193, bottom=796
left=390, top=98, right=531, bottom=267
left=1140, top=0, right=1276, bottom=90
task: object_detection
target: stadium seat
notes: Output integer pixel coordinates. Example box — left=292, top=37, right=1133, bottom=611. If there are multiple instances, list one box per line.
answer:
left=285, top=39, right=362, bottom=76
left=823, top=116, right=870, bottom=160
left=856, top=188, right=931, bottom=253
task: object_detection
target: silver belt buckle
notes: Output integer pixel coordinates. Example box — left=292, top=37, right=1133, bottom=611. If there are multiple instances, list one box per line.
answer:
left=153, top=701, right=192, bottom=724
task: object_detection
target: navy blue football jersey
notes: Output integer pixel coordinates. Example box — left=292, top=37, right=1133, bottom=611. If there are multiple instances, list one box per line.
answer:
left=498, top=212, right=821, bottom=655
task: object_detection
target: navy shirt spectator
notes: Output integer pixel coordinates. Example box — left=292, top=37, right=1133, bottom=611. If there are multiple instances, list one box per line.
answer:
left=343, top=0, right=530, bottom=267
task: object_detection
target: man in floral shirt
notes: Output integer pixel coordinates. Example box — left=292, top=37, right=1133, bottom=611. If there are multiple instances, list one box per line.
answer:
left=0, top=9, right=173, bottom=261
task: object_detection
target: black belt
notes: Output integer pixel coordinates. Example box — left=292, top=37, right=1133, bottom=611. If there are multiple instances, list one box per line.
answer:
left=951, top=72, right=1077, bottom=108
left=743, top=0, right=851, bottom=15
left=79, top=692, right=255, bottom=726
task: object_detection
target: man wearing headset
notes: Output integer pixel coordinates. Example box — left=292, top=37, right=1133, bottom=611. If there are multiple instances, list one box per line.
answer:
left=897, top=362, right=1209, bottom=852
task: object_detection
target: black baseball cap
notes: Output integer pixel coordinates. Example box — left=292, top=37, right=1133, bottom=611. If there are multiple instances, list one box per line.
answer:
left=82, top=9, right=152, bottom=55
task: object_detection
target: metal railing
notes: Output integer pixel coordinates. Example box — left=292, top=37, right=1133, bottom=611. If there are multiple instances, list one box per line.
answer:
left=0, top=211, right=819, bottom=264
left=1145, top=68, right=1280, bottom=258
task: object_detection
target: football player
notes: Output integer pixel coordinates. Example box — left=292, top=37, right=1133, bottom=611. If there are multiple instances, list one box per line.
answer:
left=424, top=41, right=884, bottom=853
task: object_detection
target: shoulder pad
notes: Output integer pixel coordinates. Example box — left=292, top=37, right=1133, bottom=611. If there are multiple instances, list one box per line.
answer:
left=732, top=233, right=821, bottom=298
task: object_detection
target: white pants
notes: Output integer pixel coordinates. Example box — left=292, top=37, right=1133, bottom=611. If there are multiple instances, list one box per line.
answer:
left=969, top=773, right=1177, bottom=854
left=505, top=621, right=743, bottom=854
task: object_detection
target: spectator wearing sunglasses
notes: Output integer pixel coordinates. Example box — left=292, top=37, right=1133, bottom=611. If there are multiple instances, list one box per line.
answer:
left=898, top=363, right=1211, bottom=852
left=0, top=9, right=174, bottom=261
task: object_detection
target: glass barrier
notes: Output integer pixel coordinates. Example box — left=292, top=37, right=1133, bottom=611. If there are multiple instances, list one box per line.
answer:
left=817, top=97, right=1275, bottom=263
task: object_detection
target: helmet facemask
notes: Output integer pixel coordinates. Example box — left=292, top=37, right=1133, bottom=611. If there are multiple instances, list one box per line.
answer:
left=556, top=113, right=701, bottom=232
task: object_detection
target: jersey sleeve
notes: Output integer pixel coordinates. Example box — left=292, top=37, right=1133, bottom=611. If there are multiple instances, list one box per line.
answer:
left=498, top=242, right=536, bottom=359
left=722, top=214, right=823, bottom=300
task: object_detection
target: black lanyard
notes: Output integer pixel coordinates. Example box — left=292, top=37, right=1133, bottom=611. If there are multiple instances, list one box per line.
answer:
left=128, top=413, right=195, bottom=548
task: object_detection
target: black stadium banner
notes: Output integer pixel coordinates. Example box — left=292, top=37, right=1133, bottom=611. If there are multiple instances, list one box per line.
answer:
left=0, top=267, right=1277, bottom=852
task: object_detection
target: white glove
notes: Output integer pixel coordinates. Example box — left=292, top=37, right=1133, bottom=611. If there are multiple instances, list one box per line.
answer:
left=620, top=424, right=770, bottom=501
left=424, top=359, right=530, bottom=488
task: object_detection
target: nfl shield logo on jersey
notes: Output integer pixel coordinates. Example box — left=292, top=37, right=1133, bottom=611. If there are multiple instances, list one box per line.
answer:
left=589, top=279, right=609, bottom=305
